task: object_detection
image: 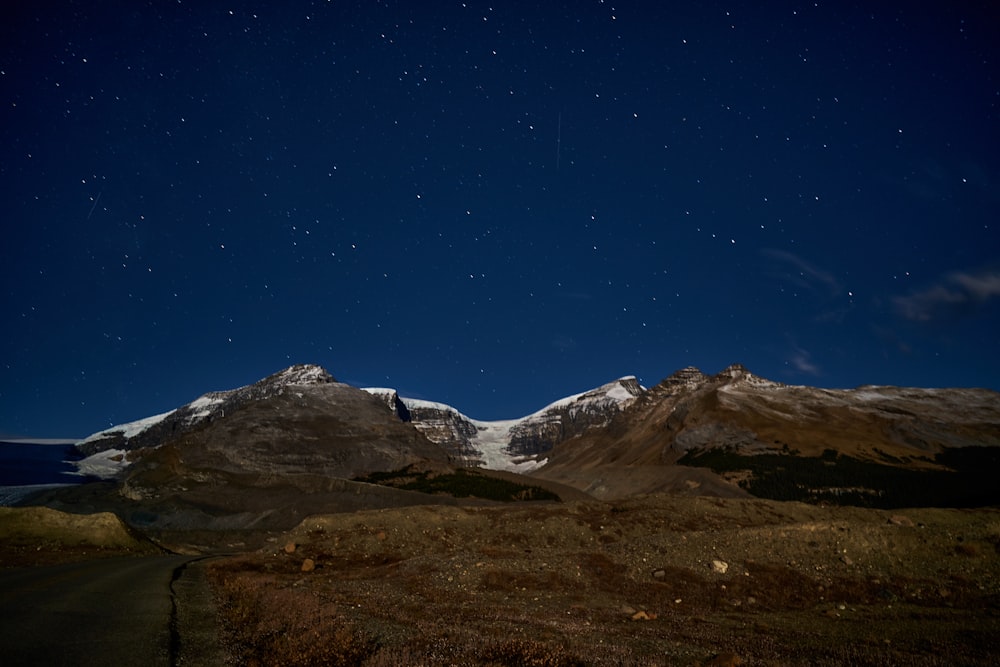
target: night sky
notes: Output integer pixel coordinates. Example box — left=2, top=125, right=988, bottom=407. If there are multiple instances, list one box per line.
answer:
left=2, top=2, right=998, bottom=438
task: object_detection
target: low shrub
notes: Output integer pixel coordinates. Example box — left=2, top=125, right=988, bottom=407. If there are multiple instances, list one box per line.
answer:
left=356, top=466, right=561, bottom=502
left=208, top=566, right=377, bottom=666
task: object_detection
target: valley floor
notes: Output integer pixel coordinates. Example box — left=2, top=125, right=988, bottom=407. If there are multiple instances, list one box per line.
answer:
left=205, top=495, right=1000, bottom=666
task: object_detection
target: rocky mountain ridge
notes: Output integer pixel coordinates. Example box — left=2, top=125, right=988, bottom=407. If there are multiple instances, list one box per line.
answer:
left=77, top=364, right=336, bottom=456
left=532, top=363, right=1000, bottom=504
left=75, top=366, right=645, bottom=476
left=364, top=376, right=644, bottom=471
left=70, top=372, right=461, bottom=537
left=16, top=360, right=1000, bottom=550
left=67, top=362, right=1000, bottom=511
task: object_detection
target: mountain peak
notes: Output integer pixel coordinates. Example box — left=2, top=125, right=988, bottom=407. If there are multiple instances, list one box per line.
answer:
left=260, top=364, right=336, bottom=387
left=76, top=364, right=337, bottom=457
left=716, top=363, right=751, bottom=380
left=713, top=364, right=784, bottom=389
left=663, top=366, right=709, bottom=387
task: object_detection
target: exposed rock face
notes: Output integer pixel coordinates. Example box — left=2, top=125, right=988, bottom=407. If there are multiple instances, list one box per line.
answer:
left=506, top=377, right=646, bottom=458
left=363, top=388, right=412, bottom=423
left=662, top=366, right=709, bottom=389
left=121, top=380, right=451, bottom=498
left=672, top=423, right=764, bottom=453
left=401, top=401, right=483, bottom=465
left=77, top=364, right=337, bottom=455
left=379, top=377, right=646, bottom=471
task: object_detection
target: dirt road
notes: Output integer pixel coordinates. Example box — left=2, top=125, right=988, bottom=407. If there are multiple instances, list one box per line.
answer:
left=0, top=555, right=222, bottom=666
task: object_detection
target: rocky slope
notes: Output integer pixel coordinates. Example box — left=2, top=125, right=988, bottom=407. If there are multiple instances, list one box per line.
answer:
left=76, top=364, right=338, bottom=456
left=211, top=495, right=1000, bottom=666
left=365, top=376, right=644, bottom=470
left=46, top=365, right=469, bottom=539
left=76, top=368, right=643, bottom=476
left=0, top=506, right=162, bottom=566
left=531, top=364, right=1000, bottom=503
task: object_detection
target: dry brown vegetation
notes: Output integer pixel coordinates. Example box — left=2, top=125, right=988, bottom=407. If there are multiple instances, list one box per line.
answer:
left=0, top=506, right=163, bottom=567
left=206, top=495, right=1000, bottom=666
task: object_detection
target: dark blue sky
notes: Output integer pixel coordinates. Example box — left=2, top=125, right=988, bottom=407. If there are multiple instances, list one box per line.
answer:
left=2, top=1, right=998, bottom=438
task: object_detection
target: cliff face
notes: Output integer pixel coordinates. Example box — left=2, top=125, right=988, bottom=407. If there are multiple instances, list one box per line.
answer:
left=363, top=390, right=484, bottom=466
left=506, top=377, right=646, bottom=458
left=377, top=377, right=646, bottom=471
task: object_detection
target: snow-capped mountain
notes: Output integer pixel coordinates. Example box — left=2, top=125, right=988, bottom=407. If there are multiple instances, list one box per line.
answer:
left=364, top=377, right=645, bottom=472
left=72, top=361, right=1000, bottom=509
left=74, top=365, right=339, bottom=476
left=77, top=364, right=335, bottom=456
left=71, top=366, right=457, bottom=535
left=28, top=361, right=1000, bottom=530
left=73, top=365, right=645, bottom=479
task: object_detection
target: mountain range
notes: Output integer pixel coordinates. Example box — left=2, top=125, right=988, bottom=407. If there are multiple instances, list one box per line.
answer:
left=23, top=362, right=1000, bottom=547
left=75, top=364, right=645, bottom=476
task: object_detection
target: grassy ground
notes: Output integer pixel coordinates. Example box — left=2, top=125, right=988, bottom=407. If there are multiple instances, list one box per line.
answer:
left=0, top=506, right=163, bottom=567
left=205, top=495, right=1000, bottom=666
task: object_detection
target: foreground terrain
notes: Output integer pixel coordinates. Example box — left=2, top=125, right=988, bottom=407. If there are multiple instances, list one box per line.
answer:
left=207, top=494, right=1000, bottom=666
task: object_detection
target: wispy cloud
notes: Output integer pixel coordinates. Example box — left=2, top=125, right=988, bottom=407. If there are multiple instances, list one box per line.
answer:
left=894, top=268, right=1000, bottom=322
left=788, top=346, right=821, bottom=376
left=761, top=249, right=841, bottom=297
left=951, top=271, right=1000, bottom=300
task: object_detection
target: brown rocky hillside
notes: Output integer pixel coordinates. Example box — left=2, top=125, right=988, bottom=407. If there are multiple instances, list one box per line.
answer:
left=531, top=365, right=1000, bottom=504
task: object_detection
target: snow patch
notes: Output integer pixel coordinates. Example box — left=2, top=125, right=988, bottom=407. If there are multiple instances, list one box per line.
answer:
left=73, top=448, right=128, bottom=479
left=77, top=409, right=175, bottom=446
left=384, top=377, right=641, bottom=472
left=362, top=387, right=397, bottom=397
left=272, top=364, right=332, bottom=386
left=402, top=397, right=469, bottom=415
left=186, top=395, right=224, bottom=420
left=606, top=381, right=639, bottom=402
left=468, top=419, right=520, bottom=470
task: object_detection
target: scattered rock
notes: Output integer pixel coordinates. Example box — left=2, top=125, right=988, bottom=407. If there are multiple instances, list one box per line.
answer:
left=284, top=542, right=297, bottom=554
left=301, top=558, right=315, bottom=572
left=889, top=514, right=914, bottom=527
left=703, top=652, right=743, bottom=666
left=198, top=490, right=999, bottom=664
left=955, top=542, right=979, bottom=557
